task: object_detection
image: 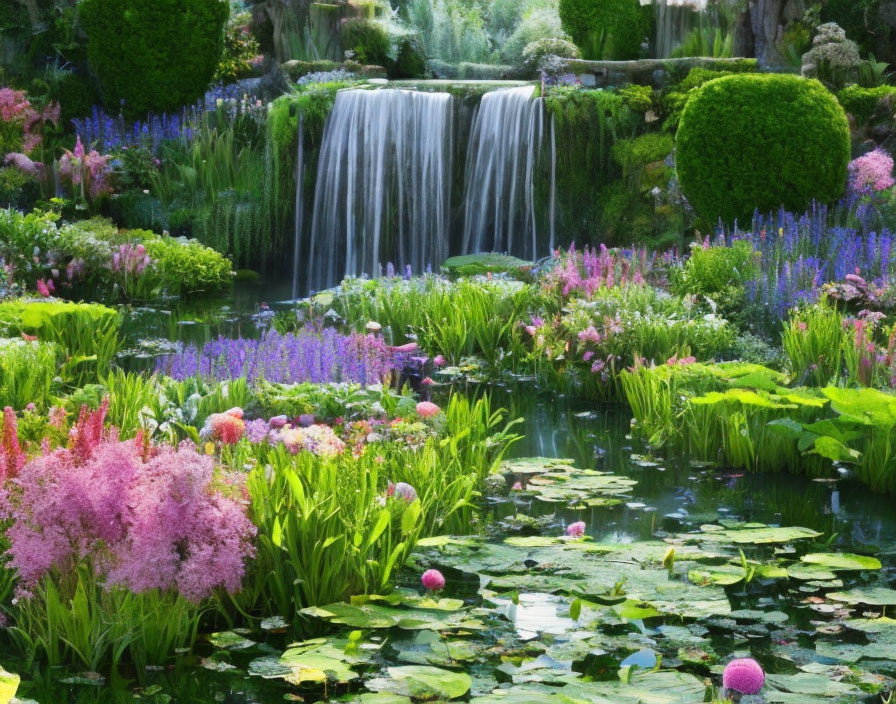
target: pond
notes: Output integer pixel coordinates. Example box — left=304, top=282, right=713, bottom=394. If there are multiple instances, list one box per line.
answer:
left=12, top=365, right=896, bottom=703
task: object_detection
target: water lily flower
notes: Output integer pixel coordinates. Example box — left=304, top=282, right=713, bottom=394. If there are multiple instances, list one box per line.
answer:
left=566, top=521, right=586, bottom=539
left=421, top=569, right=445, bottom=592
left=722, top=658, right=765, bottom=694
left=416, top=401, right=440, bottom=418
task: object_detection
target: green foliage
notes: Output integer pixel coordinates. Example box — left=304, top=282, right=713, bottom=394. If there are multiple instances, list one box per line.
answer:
left=670, top=26, right=733, bottom=59
left=395, top=36, right=428, bottom=78
left=521, top=37, right=580, bottom=71
left=611, top=133, right=674, bottom=187
left=662, top=66, right=758, bottom=131
left=820, top=0, right=892, bottom=58
left=78, top=0, right=228, bottom=117
left=243, top=394, right=519, bottom=620
left=214, top=8, right=261, bottom=84
left=341, top=18, right=392, bottom=67
left=297, top=275, right=540, bottom=367
left=676, top=74, right=851, bottom=226
left=837, top=84, right=896, bottom=127
left=670, top=241, right=757, bottom=307
left=11, top=566, right=200, bottom=671
left=557, top=0, right=650, bottom=60
left=0, top=300, right=121, bottom=386
left=0, top=338, right=57, bottom=410
left=142, top=235, right=234, bottom=296
left=618, top=84, right=653, bottom=113
left=254, top=382, right=416, bottom=421
left=782, top=302, right=847, bottom=386
left=544, top=87, right=630, bottom=243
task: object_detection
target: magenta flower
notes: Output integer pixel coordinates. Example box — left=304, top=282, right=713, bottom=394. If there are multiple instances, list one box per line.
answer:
left=566, top=521, right=586, bottom=538
left=268, top=415, right=288, bottom=429
left=421, top=569, right=445, bottom=592
left=433, top=355, right=446, bottom=368
left=722, top=658, right=765, bottom=694
left=416, top=401, right=440, bottom=418
left=35, top=279, right=51, bottom=298
left=848, top=148, right=895, bottom=193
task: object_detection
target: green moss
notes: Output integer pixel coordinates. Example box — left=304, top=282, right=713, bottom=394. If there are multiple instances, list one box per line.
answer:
left=611, top=133, right=673, bottom=187
left=837, top=84, right=896, bottom=127
left=78, top=0, right=228, bottom=117
left=442, top=253, right=532, bottom=276
left=676, top=74, right=851, bottom=225
left=341, top=18, right=391, bottom=67
left=618, top=84, right=653, bottom=113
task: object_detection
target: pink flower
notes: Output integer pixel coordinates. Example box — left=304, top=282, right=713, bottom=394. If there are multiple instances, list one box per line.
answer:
left=722, top=658, right=765, bottom=694
left=524, top=325, right=537, bottom=336
left=268, top=415, right=288, bottom=429
left=421, top=377, right=434, bottom=386
left=392, top=342, right=419, bottom=353
left=416, top=401, right=440, bottom=418
left=848, top=149, right=895, bottom=193
left=4, top=153, right=43, bottom=178
left=511, top=481, right=522, bottom=491
left=421, top=569, right=445, bottom=592
left=387, top=481, right=417, bottom=502
left=207, top=413, right=246, bottom=445
left=433, top=355, right=446, bottom=368
left=566, top=521, right=586, bottom=538
left=35, top=279, right=51, bottom=298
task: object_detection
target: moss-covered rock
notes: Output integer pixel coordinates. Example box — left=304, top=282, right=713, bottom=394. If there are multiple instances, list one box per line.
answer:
left=442, top=253, right=533, bottom=276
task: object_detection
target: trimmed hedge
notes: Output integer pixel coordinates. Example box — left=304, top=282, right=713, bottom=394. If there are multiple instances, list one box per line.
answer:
left=838, top=84, right=896, bottom=127
left=676, top=74, right=850, bottom=226
left=558, top=0, right=650, bottom=60
left=79, top=0, right=229, bottom=118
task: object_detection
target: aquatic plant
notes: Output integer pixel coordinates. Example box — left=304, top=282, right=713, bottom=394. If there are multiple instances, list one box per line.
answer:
left=566, top=521, right=586, bottom=538
left=0, top=339, right=57, bottom=412
left=421, top=569, right=445, bottom=592
left=155, top=327, right=400, bottom=387
left=781, top=301, right=847, bottom=386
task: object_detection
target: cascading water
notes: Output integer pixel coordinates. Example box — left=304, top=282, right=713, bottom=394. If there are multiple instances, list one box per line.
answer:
left=645, top=0, right=710, bottom=58
left=305, top=89, right=453, bottom=291
left=462, top=85, right=549, bottom=262
left=291, top=113, right=304, bottom=301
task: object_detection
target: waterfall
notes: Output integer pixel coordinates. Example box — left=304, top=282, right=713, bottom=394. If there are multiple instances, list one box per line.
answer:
left=291, top=113, right=305, bottom=301
left=306, top=89, right=453, bottom=291
left=644, top=0, right=709, bottom=58
left=462, top=85, right=548, bottom=262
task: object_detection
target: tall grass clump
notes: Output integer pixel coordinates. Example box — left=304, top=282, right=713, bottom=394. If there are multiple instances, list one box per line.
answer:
left=0, top=339, right=57, bottom=411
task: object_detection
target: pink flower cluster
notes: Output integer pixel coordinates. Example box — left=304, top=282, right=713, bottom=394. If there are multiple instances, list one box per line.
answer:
left=278, top=424, right=346, bottom=457
left=58, top=135, right=113, bottom=203
left=110, top=243, right=153, bottom=277
left=848, top=148, right=895, bottom=194
left=0, top=407, right=25, bottom=482
left=544, top=244, right=649, bottom=299
left=0, top=87, right=59, bottom=154
left=1, top=436, right=256, bottom=602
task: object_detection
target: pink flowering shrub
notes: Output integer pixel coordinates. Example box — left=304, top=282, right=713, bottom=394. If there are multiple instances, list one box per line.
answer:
left=0, top=87, right=59, bottom=155
left=848, top=148, right=895, bottom=194
left=58, top=135, right=113, bottom=205
left=2, top=433, right=256, bottom=602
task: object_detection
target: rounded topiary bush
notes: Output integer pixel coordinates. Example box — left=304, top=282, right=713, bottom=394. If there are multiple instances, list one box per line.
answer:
left=676, top=74, right=850, bottom=226
left=558, top=0, right=649, bottom=60
left=78, top=0, right=229, bottom=118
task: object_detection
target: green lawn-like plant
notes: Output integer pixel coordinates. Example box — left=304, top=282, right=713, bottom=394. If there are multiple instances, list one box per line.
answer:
left=0, top=339, right=57, bottom=411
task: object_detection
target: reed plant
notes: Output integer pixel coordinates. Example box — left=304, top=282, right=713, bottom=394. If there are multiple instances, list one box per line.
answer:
left=781, top=300, right=847, bottom=386
left=0, top=339, right=57, bottom=411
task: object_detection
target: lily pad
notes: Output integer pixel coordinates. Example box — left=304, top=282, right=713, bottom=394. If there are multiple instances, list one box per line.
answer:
left=800, top=553, right=881, bottom=571
left=367, top=665, right=472, bottom=699
left=828, top=587, right=896, bottom=606
left=692, top=524, right=822, bottom=545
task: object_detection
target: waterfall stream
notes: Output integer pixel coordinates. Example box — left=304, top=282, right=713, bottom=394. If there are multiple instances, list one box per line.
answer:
left=299, top=84, right=555, bottom=293
left=305, top=89, right=453, bottom=291
left=462, top=85, right=547, bottom=262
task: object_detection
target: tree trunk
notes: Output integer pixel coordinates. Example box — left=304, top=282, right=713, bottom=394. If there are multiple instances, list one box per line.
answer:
left=749, top=0, right=785, bottom=68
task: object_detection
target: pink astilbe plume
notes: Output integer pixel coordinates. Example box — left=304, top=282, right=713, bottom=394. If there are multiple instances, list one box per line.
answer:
left=0, top=407, right=26, bottom=481
left=69, top=398, right=109, bottom=462
left=58, top=136, right=113, bottom=202
left=3, top=436, right=256, bottom=602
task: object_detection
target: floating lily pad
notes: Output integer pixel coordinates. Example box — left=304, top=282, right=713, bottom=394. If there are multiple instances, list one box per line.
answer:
left=800, top=553, right=881, bottom=571
left=208, top=631, right=255, bottom=650
left=828, top=587, right=896, bottom=606
left=692, top=524, right=822, bottom=545
left=367, top=665, right=472, bottom=699
left=501, top=457, right=576, bottom=476
left=301, top=602, right=485, bottom=631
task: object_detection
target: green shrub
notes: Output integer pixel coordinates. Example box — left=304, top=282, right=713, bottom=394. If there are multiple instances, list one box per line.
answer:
left=78, top=0, right=228, bottom=117
left=837, top=84, right=896, bottom=127
left=394, top=36, right=427, bottom=78
left=618, top=84, right=653, bottom=113
left=141, top=234, right=234, bottom=295
left=676, top=74, right=851, bottom=226
left=341, top=18, right=392, bottom=67
left=671, top=241, right=757, bottom=300
left=662, top=65, right=758, bottom=131
left=557, top=0, right=650, bottom=60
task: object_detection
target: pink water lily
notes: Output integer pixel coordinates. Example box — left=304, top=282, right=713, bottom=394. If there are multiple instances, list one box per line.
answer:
left=421, top=569, right=445, bottom=592
left=722, top=658, right=765, bottom=694
left=566, top=521, right=586, bottom=539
